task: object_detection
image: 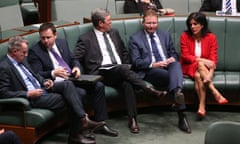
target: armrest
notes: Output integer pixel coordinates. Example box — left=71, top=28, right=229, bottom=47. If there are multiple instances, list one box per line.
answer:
left=0, top=98, right=30, bottom=110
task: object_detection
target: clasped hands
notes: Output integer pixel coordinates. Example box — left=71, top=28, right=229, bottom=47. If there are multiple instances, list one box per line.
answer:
left=152, top=57, right=175, bottom=68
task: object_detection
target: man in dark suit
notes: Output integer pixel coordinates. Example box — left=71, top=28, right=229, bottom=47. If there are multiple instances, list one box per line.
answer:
left=0, top=129, right=22, bottom=144
left=27, top=23, right=118, bottom=137
left=200, top=0, right=240, bottom=12
left=74, top=8, right=166, bottom=134
left=124, top=0, right=163, bottom=14
left=0, top=36, right=104, bottom=144
left=128, top=9, right=191, bottom=133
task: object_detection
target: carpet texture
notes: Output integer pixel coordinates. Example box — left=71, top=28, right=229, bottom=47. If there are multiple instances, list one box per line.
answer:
left=37, top=106, right=240, bottom=144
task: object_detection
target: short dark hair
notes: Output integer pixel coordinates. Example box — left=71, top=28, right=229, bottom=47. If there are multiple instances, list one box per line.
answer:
left=39, top=22, right=56, bottom=34
left=186, top=12, right=210, bottom=36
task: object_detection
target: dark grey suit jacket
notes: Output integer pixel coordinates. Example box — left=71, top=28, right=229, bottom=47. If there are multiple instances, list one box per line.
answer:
left=74, top=28, right=130, bottom=75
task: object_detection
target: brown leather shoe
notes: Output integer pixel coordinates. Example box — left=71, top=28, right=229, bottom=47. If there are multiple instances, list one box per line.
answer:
left=144, top=86, right=167, bottom=98
left=81, top=114, right=106, bottom=131
left=128, top=117, right=140, bottom=134
left=68, top=133, right=96, bottom=144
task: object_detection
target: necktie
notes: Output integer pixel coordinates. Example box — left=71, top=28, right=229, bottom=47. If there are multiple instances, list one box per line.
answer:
left=18, top=63, right=41, bottom=89
left=150, top=34, right=162, bottom=62
left=50, top=48, right=71, bottom=73
left=225, top=0, right=232, bottom=14
left=103, top=32, right=117, bottom=64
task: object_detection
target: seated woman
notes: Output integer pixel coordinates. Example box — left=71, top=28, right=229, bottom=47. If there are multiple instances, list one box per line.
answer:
left=180, top=12, right=228, bottom=120
left=123, top=0, right=163, bottom=14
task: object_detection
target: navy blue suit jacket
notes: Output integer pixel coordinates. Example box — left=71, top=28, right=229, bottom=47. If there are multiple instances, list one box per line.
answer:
left=129, top=29, right=179, bottom=79
left=28, top=39, right=81, bottom=80
left=200, top=0, right=240, bottom=12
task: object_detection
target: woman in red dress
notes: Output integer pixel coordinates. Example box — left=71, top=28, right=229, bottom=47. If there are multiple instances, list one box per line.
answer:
left=180, top=12, right=228, bottom=120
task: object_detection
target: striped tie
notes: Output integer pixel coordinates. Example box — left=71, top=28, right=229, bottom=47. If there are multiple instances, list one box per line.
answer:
left=225, top=0, right=232, bottom=14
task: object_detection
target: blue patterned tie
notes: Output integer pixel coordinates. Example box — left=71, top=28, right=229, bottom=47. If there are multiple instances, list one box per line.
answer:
left=226, top=0, right=232, bottom=14
left=18, top=63, right=41, bottom=89
left=50, top=48, right=71, bottom=73
left=150, top=34, right=162, bottom=62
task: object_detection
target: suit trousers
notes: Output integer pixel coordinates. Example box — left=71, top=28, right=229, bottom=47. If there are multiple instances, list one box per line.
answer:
left=100, top=64, right=146, bottom=117
left=30, top=80, right=87, bottom=134
left=143, top=62, right=186, bottom=110
left=75, top=81, right=108, bottom=121
left=143, top=62, right=183, bottom=91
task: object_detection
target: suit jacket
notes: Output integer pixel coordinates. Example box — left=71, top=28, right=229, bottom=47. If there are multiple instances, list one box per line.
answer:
left=0, top=56, right=44, bottom=99
left=124, top=0, right=163, bottom=14
left=200, top=0, right=240, bottom=12
left=180, top=32, right=218, bottom=78
left=28, top=39, right=81, bottom=80
left=74, top=29, right=130, bottom=75
left=129, top=29, right=178, bottom=79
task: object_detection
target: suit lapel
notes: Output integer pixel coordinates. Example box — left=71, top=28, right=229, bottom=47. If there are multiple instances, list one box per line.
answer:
left=6, top=57, right=28, bottom=89
left=141, top=30, right=152, bottom=59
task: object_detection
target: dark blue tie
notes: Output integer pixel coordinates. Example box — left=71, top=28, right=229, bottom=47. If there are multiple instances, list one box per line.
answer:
left=150, top=34, right=162, bottom=61
left=50, top=48, right=71, bottom=73
left=18, top=63, right=41, bottom=89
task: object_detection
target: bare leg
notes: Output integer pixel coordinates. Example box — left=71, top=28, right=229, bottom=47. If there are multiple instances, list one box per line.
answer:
left=194, top=71, right=206, bottom=114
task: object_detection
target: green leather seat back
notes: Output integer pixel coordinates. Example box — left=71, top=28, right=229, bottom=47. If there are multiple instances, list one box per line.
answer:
left=205, top=121, right=240, bottom=144
left=173, top=17, right=187, bottom=54
left=208, top=17, right=226, bottom=71
left=124, top=19, right=142, bottom=46
left=112, top=20, right=127, bottom=47
left=225, top=18, right=240, bottom=71
left=63, top=25, right=81, bottom=52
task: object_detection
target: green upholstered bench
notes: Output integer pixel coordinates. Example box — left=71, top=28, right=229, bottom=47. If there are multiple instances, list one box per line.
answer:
left=1, top=16, right=240, bottom=144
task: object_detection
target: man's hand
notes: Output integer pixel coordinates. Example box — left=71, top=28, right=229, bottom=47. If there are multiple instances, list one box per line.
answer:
left=54, top=67, right=70, bottom=79
left=43, top=79, right=54, bottom=89
left=71, top=67, right=81, bottom=79
left=0, top=129, right=5, bottom=135
left=27, top=89, right=44, bottom=98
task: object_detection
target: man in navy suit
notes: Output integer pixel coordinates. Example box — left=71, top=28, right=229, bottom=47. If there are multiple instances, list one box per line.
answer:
left=128, top=9, right=191, bottom=133
left=27, top=23, right=118, bottom=138
left=200, top=0, right=240, bottom=12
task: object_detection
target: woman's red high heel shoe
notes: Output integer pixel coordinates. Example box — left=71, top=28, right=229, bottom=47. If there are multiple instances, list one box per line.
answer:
left=197, top=110, right=206, bottom=121
left=217, top=97, right=228, bottom=105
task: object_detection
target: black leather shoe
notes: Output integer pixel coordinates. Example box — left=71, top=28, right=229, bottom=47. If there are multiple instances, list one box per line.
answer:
left=128, top=117, right=140, bottom=134
left=81, top=114, right=106, bottom=131
left=174, top=91, right=185, bottom=104
left=94, top=124, right=119, bottom=137
left=178, top=113, right=191, bottom=133
left=68, top=133, right=96, bottom=144
left=144, top=86, right=167, bottom=98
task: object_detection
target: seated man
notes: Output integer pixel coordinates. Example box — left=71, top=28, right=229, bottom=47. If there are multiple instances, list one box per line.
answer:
left=74, top=8, right=166, bottom=134
left=0, top=36, right=104, bottom=144
left=0, top=129, right=22, bottom=144
left=128, top=9, right=191, bottom=133
left=27, top=23, right=118, bottom=137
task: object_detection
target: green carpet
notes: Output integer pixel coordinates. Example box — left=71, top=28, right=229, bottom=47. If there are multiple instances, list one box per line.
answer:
left=37, top=106, right=240, bottom=144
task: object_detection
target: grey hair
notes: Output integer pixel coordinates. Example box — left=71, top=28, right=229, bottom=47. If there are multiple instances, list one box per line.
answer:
left=8, top=36, right=28, bottom=52
left=91, top=8, right=110, bottom=27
